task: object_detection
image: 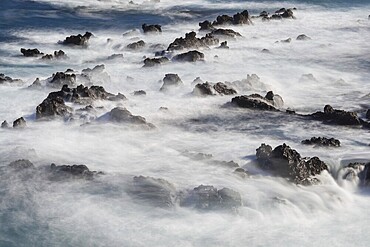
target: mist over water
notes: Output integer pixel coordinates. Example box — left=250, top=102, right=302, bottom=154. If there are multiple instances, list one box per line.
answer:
left=1, top=0, right=370, bottom=246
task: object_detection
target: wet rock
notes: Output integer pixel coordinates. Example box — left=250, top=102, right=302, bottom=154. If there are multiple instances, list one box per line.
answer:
left=173, top=50, right=204, bottom=62
left=49, top=163, right=100, bottom=180
left=142, top=24, right=162, bottom=33
left=256, top=143, right=328, bottom=184
left=13, top=117, right=26, bottom=128
left=260, top=11, right=269, bottom=18
left=61, top=32, right=93, bottom=46
left=230, top=91, right=283, bottom=111
left=1, top=120, right=9, bottom=128
left=310, top=105, right=361, bottom=126
left=0, top=74, right=22, bottom=84
left=199, top=20, right=214, bottom=31
left=130, top=176, right=176, bottom=207
left=48, top=72, right=76, bottom=87
left=211, top=28, right=242, bottom=38
left=193, top=82, right=237, bottom=96
left=301, top=137, right=341, bottom=147
left=41, top=54, right=53, bottom=60
left=107, top=54, right=124, bottom=60
left=233, top=10, right=252, bottom=25
left=213, top=14, right=234, bottom=26
left=366, top=109, right=370, bottom=120
left=167, top=31, right=219, bottom=51
left=261, top=49, right=270, bottom=53
left=54, top=50, right=67, bottom=59
left=8, top=159, right=35, bottom=170
left=160, top=73, right=183, bottom=91
left=281, top=9, right=294, bottom=18
left=36, top=96, right=73, bottom=120
left=218, top=41, right=229, bottom=49
left=127, top=40, right=145, bottom=50
left=181, top=185, right=242, bottom=210
left=280, top=38, right=292, bottom=43
left=296, top=34, right=311, bottom=40
left=143, top=57, right=169, bottom=67
left=20, top=48, right=43, bottom=57
left=106, top=107, right=155, bottom=128
left=133, top=90, right=146, bottom=96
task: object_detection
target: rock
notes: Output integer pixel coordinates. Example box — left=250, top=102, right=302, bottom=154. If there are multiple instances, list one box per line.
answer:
left=41, top=54, right=53, bottom=60
left=48, top=72, right=76, bottom=87
left=280, top=38, right=291, bottom=43
left=211, top=28, right=242, bottom=38
left=173, top=50, right=204, bottom=62
left=80, top=64, right=111, bottom=85
left=1, top=120, right=9, bottom=128
left=20, top=48, right=43, bottom=57
left=0, top=74, right=22, bottom=84
left=261, top=49, right=270, bottom=53
left=199, top=20, right=214, bottom=30
left=130, top=176, right=176, bottom=207
left=366, top=109, right=370, bottom=119
left=310, top=105, right=361, bottom=126
left=133, top=90, right=146, bottom=96
left=300, top=73, right=318, bottom=82
left=256, top=143, right=328, bottom=184
left=218, top=41, right=229, bottom=49
left=193, top=82, right=214, bottom=96
left=54, top=50, right=67, bottom=59
left=127, top=40, right=145, bottom=50
left=194, top=82, right=237, bottom=96
left=106, top=107, right=155, bottom=128
left=167, top=32, right=219, bottom=51
left=296, top=34, right=311, bottom=40
left=107, top=54, right=124, bottom=60
left=180, top=185, right=242, bottom=210
left=62, top=32, right=93, bottom=46
left=260, top=11, right=269, bottom=18
left=281, top=9, right=294, bottom=18
left=49, top=163, right=100, bottom=180
left=142, top=24, right=162, bottom=33
left=143, top=57, right=169, bottom=67
left=8, top=159, right=35, bottom=170
left=13, top=117, right=26, bottom=128
left=230, top=91, right=283, bottom=111
left=36, top=96, right=73, bottom=120
left=160, top=74, right=183, bottom=91
left=301, top=137, right=341, bottom=147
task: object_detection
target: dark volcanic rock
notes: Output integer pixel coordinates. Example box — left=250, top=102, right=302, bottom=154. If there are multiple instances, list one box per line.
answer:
left=20, top=48, right=43, bottom=57
left=127, top=40, right=145, bottom=50
left=310, top=105, right=361, bottom=126
left=167, top=31, right=219, bottom=51
left=130, top=176, right=176, bottom=207
left=0, top=74, right=22, bottom=84
left=36, top=96, right=73, bottom=120
left=218, top=41, right=229, bottom=49
left=366, top=109, right=370, bottom=120
left=193, top=82, right=237, bottom=96
left=142, top=24, right=162, bottom=33
left=233, top=10, right=252, bottom=25
left=160, top=73, right=183, bottom=91
left=8, top=159, right=35, bottom=170
left=143, top=57, right=169, bottom=67
left=133, top=90, right=146, bottom=96
left=41, top=50, right=67, bottom=60
left=173, top=50, right=204, bottom=62
left=211, top=28, right=242, bottom=38
left=49, top=163, right=100, bottom=180
left=231, top=91, right=283, bottom=111
left=48, top=72, right=76, bottom=87
left=13, top=117, right=26, bottom=128
left=199, top=20, right=214, bottom=31
left=301, top=137, right=341, bottom=147
left=181, top=185, right=242, bottom=210
left=256, top=143, right=328, bottom=184
left=1, top=120, right=9, bottom=128
left=296, top=34, right=311, bottom=40
left=62, top=32, right=92, bottom=46
left=107, top=107, right=155, bottom=128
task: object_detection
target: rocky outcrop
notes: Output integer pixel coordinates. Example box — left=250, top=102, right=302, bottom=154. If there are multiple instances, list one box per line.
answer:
left=218, top=41, right=229, bottom=49
left=133, top=90, right=146, bottom=96
left=173, top=50, right=204, bottom=62
left=48, top=72, right=76, bottom=87
left=127, top=40, right=145, bottom=50
left=210, top=28, right=242, bottom=38
left=104, top=107, right=155, bottom=128
left=256, top=143, right=328, bottom=184
left=20, top=48, right=43, bottom=57
left=143, top=57, right=169, bottom=67
left=61, top=32, right=93, bottom=46
left=1, top=120, right=9, bottom=128
left=142, top=24, right=162, bottom=33
left=301, top=137, right=340, bottom=147
left=36, top=96, right=73, bottom=120
left=48, top=163, right=101, bottom=180
left=130, top=176, right=176, bottom=207
left=199, top=10, right=252, bottom=30
left=193, top=82, right=237, bottom=96
left=13, top=117, right=26, bottom=128
left=160, top=74, right=183, bottom=91
left=180, top=185, right=242, bottom=210
left=42, top=50, right=68, bottom=60
left=310, top=105, right=361, bottom=126
left=8, top=159, right=35, bottom=170
left=0, top=74, right=22, bottom=84
left=230, top=91, right=283, bottom=111
left=167, top=31, right=219, bottom=51
left=296, top=34, right=311, bottom=40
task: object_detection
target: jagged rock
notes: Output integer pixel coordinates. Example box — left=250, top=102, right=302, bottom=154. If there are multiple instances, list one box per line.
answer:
left=8, top=159, right=35, bottom=170
left=213, top=14, right=234, bottom=26
left=62, top=32, right=93, bottom=46
left=54, top=50, right=67, bottom=59
left=49, top=163, right=100, bottom=180
left=218, top=41, right=229, bottom=49
left=143, top=57, right=169, bottom=67
left=260, top=11, right=269, bottom=17
left=338, top=162, right=370, bottom=186
left=160, top=74, right=183, bottom=91
left=20, top=48, right=43, bottom=57
left=193, top=82, right=237, bottom=96
left=1, top=120, right=9, bottom=128
left=280, top=38, right=292, bottom=43
left=106, top=107, right=155, bottom=128
left=133, top=90, right=146, bottom=96
left=13, top=117, right=26, bottom=128
left=127, top=40, right=145, bottom=50
left=41, top=54, right=53, bottom=60
left=297, top=34, right=311, bottom=40
left=142, top=24, right=162, bottom=33
left=199, top=20, right=214, bottom=30
left=301, top=137, right=341, bottom=147
left=281, top=9, right=294, bottom=18
left=173, top=50, right=204, bottom=62
left=366, top=109, right=370, bottom=119
left=211, top=28, right=242, bottom=38
left=36, top=96, right=73, bottom=119
left=310, top=105, right=361, bottom=126
left=167, top=32, right=219, bottom=51
left=256, top=143, right=328, bottom=184
left=231, top=91, right=283, bottom=110
left=233, top=10, right=252, bottom=25
left=180, top=185, right=242, bottom=210
left=130, top=176, right=176, bottom=207
left=48, top=72, right=76, bottom=87
left=0, top=74, right=22, bottom=84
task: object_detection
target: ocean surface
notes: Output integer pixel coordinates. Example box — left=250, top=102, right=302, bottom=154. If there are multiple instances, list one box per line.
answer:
left=1, top=0, right=370, bottom=246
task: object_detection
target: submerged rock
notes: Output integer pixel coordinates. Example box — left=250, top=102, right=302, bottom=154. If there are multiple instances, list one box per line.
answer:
left=61, top=32, right=93, bottom=46
left=173, top=50, right=204, bottom=62
left=301, top=137, right=341, bottom=147
left=127, top=40, right=145, bottom=50
left=211, top=28, right=242, bottom=38
left=180, top=185, right=242, bottom=210
left=256, top=143, right=328, bottom=184
left=1, top=120, right=9, bottom=128
left=133, top=90, right=146, bottom=96
left=8, top=159, right=35, bottom=170
left=160, top=74, right=183, bottom=91
left=310, top=105, right=361, bottom=126
left=143, top=57, right=169, bottom=67
left=20, top=48, right=43, bottom=57
left=142, top=24, right=162, bottom=33
left=130, top=176, right=176, bottom=207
